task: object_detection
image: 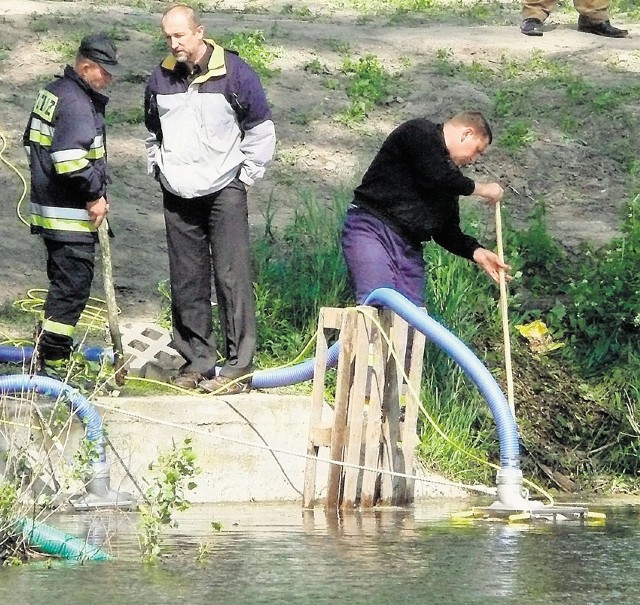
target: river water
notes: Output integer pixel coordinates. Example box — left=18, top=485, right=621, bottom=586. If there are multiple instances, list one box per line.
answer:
left=2, top=499, right=640, bottom=605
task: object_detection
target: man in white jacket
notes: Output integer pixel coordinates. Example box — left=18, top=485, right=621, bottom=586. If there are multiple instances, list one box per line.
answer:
left=144, top=4, right=276, bottom=393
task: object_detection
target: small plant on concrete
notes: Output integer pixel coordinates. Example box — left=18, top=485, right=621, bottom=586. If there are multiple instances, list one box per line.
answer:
left=139, top=438, right=200, bottom=562
left=71, top=436, right=102, bottom=485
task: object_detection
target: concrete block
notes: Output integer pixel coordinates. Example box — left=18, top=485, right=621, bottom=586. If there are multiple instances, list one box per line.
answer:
left=97, top=393, right=334, bottom=504
left=120, top=322, right=184, bottom=380
left=1, top=392, right=468, bottom=505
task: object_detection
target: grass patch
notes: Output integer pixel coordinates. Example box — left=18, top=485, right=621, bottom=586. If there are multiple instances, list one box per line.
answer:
left=252, top=189, right=352, bottom=364
left=106, top=107, right=145, bottom=125
left=38, top=36, right=81, bottom=62
left=219, top=30, right=279, bottom=79
left=428, top=47, right=640, bottom=164
left=337, top=53, right=396, bottom=125
left=337, top=0, right=516, bottom=24
left=497, top=120, right=535, bottom=152
left=280, top=3, right=318, bottom=19
left=610, top=0, right=640, bottom=18
left=557, top=194, right=640, bottom=371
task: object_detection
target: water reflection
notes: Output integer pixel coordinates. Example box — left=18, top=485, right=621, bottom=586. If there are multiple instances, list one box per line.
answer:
left=1, top=502, right=640, bottom=605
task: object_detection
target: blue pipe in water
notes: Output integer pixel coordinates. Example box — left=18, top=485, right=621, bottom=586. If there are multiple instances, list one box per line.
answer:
left=0, top=374, right=135, bottom=510
left=251, top=288, right=519, bottom=468
left=364, top=288, right=520, bottom=469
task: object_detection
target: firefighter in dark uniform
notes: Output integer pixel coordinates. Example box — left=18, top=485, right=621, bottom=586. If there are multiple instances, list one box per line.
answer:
left=23, top=33, right=122, bottom=373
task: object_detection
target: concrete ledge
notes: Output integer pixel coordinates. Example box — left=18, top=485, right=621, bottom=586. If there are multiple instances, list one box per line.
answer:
left=98, top=393, right=333, bottom=503
left=2, top=391, right=469, bottom=504
left=98, top=393, right=469, bottom=504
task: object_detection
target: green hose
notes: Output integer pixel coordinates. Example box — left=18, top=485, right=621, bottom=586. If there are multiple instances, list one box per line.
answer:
left=16, top=517, right=112, bottom=561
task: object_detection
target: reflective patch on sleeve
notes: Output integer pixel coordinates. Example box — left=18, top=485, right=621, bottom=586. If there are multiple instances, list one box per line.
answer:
left=33, top=89, right=59, bottom=122
left=28, top=118, right=55, bottom=148
left=30, top=202, right=96, bottom=234
left=50, top=148, right=90, bottom=175
left=87, top=134, right=105, bottom=160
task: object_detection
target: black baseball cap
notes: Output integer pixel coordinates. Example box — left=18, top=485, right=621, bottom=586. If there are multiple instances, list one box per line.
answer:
left=78, top=33, right=123, bottom=76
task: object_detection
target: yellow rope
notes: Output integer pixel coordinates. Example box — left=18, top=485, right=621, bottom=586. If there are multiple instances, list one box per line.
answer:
left=354, top=306, right=554, bottom=505
left=0, top=130, right=29, bottom=227
left=13, top=288, right=113, bottom=332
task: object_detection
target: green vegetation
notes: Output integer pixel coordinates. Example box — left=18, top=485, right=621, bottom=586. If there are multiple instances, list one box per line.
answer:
left=38, top=36, right=80, bottom=62
left=338, top=53, right=396, bottom=124
left=95, top=0, right=154, bottom=9
left=139, top=438, right=200, bottom=562
left=418, top=245, right=500, bottom=482
left=498, top=120, right=535, bottom=152
left=105, top=107, right=145, bottom=125
left=303, top=57, right=329, bottom=75
left=550, top=194, right=640, bottom=373
left=610, top=0, right=640, bottom=18
left=220, top=30, right=279, bottom=79
left=0, top=481, right=18, bottom=525
left=338, top=0, right=513, bottom=24
left=71, top=436, right=102, bottom=484
left=252, top=190, right=352, bottom=365
left=0, top=480, right=24, bottom=565
left=280, top=3, right=318, bottom=19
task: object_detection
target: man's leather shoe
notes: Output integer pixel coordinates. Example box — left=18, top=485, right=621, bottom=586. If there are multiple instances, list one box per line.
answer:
left=199, top=375, right=251, bottom=395
left=521, top=18, right=544, bottom=36
left=577, top=18, right=629, bottom=38
left=173, top=371, right=203, bottom=389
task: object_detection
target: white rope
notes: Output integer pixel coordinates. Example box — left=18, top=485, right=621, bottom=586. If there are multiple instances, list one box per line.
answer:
left=93, top=400, right=496, bottom=496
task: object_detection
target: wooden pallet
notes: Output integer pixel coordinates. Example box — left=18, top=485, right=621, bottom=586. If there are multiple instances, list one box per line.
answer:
left=303, top=306, right=426, bottom=510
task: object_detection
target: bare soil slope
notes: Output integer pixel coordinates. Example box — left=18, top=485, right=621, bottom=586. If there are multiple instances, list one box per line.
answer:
left=1, top=0, right=638, bottom=322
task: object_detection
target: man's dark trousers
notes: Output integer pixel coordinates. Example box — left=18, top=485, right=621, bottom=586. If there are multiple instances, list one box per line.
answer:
left=163, top=177, right=256, bottom=379
left=40, top=239, right=95, bottom=361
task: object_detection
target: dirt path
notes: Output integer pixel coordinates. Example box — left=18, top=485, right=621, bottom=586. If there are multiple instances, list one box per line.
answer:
left=1, top=1, right=638, bottom=323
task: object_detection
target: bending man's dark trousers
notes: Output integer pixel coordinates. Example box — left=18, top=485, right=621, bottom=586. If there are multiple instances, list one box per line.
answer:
left=341, top=207, right=426, bottom=307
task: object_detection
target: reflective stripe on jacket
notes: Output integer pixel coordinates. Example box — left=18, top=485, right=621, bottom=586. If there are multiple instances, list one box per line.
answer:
left=23, top=65, right=109, bottom=243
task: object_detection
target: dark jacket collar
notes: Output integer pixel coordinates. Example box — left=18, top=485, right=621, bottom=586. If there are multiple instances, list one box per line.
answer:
left=62, top=64, right=110, bottom=108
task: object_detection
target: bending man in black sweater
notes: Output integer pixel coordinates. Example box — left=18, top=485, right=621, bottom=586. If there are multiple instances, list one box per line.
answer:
left=341, top=111, right=509, bottom=306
